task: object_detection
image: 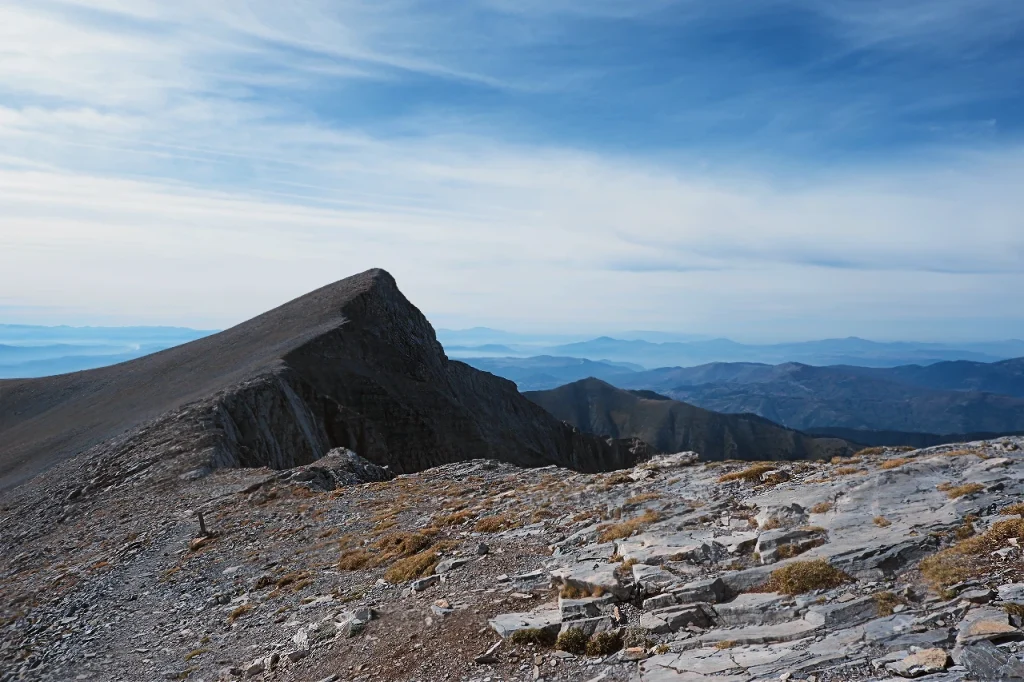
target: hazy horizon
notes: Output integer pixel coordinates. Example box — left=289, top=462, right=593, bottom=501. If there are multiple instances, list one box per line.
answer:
left=3, top=3, right=1024, bottom=339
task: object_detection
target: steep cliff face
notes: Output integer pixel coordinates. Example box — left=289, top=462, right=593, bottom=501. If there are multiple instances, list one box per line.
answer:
left=0, top=270, right=650, bottom=488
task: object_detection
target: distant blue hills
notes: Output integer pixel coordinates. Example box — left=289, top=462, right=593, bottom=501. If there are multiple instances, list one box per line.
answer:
left=0, top=325, right=215, bottom=378
left=438, top=327, right=1024, bottom=368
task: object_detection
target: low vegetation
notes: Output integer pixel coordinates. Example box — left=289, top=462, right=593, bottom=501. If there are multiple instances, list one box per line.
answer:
left=625, top=492, right=662, bottom=505
left=810, top=502, right=834, bottom=514
left=474, top=513, right=521, bottom=533
left=874, top=591, right=904, bottom=616
left=717, top=463, right=776, bottom=484
left=920, top=518, right=1024, bottom=587
left=939, top=482, right=985, bottom=499
left=597, top=509, right=660, bottom=543
left=383, top=550, right=439, bottom=583
left=879, top=457, right=913, bottom=470
left=508, top=628, right=557, bottom=647
left=873, top=516, right=891, bottom=528
left=586, top=631, right=623, bottom=656
left=1002, top=503, right=1024, bottom=517
left=555, top=628, right=589, bottom=655
left=759, top=559, right=852, bottom=595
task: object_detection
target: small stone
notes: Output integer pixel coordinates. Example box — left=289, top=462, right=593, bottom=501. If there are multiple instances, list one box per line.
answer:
left=477, top=543, right=490, bottom=555
left=620, top=647, right=648, bottom=661
left=885, top=648, right=950, bottom=678
left=243, top=661, right=265, bottom=678
left=286, top=649, right=309, bottom=663
left=411, top=575, right=440, bottom=592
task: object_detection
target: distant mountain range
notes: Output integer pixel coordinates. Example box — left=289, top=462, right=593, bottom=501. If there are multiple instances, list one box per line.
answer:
left=443, top=329, right=1024, bottom=367
left=525, top=378, right=852, bottom=461
left=0, top=325, right=214, bottom=378
left=466, top=355, right=1024, bottom=436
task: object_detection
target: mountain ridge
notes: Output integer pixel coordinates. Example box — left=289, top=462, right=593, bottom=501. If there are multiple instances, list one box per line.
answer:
left=0, top=269, right=649, bottom=490
left=525, top=377, right=852, bottom=461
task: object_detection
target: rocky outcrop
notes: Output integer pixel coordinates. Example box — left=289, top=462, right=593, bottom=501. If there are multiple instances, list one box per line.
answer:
left=0, top=269, right=651, bottom=488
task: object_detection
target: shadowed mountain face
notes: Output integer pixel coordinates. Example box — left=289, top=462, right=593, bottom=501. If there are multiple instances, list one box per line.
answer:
left=524, top=378, right=852, bottom=462
left=0, top=270, right=649, bottom=489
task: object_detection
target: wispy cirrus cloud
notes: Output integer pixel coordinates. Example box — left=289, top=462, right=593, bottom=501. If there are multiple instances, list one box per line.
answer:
left=0, top=0, right=1022, bottom=339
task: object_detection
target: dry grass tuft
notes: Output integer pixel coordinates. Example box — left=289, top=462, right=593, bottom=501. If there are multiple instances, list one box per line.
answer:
left=775, top=539, right=824, bottom=560
left=717, top=463, right=776, bottom=484
left=555, top=628, right=589, bottom=655
left=919, top=518, right=1024, bottom=587
left=559, top=583, right=605, bottom=599
left=874, top=591, right=904, bottom=616
left=810, top=502, right=834, bottom=514
left=715, top=640, right=736, bottom=650
left=879, top=457, right=913, bottom=470
left=337, top=549, right=373, bottom=571
left=1002, top=503, right=1024, bottom=517
left=586, top=631, right=623, bottom=656
left=761, top=517, right=783, bottom=530
left=530, top=508, right=558, bottom=523
left=384, top=550, right=439, bottom=583
left=834, top=467, right=862, bottom=475
left=508, top=628, right=557, bottom=647
left=435, top=509, right=476, bottom=527
left=227, top=603, right=253, bottom=624
left=474, top=513, right=521, bottom=533
left=873, top=516, right=892, bottom=528
left=942, top=483, right=985, bottom=499
left=597, top=509, right=660, bottom=542
left=760, top=559, right=852, bottom=595
left=626, top=492, right=662, bottom=505
left=855, top=446, right=885, bottom=457
left=374, top=532, right=432, bottom=562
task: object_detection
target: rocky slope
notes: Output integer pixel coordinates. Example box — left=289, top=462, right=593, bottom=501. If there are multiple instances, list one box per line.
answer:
left=525, top=378, right=852, bottom=461
left=3, top=437, right=1023, bottom=681
left=0, top=269, right=648, bottom=490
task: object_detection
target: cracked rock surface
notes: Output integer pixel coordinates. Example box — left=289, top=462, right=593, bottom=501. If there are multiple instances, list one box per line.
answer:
left=3, top=440, right=1024, bottom=682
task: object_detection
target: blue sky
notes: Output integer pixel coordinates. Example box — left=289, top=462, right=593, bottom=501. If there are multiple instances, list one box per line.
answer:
left=1, top=0, right=1023, bottom=341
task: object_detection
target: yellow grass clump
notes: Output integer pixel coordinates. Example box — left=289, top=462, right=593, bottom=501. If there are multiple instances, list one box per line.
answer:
left=879, top=457, right=913, bottom=470
left=760, top=559, right=852, bottom=595
left=597, top=509, right=660, bottom=542
left=718, top=463, right=776, bottom=484
left=919, top=518, right=1024, bottom=588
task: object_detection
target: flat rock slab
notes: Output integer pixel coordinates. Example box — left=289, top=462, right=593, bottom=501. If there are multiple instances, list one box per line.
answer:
left=699, top=618, right=822, bottom=646
left=617, top=531, right=719, bottom=565
left=641, top=652, right=748, bottom=679
left=489, top=608, right=561, bottom=638
left=957, top=606, right=1023, bottom=645
left=641, top=604, right=714, bottom=634
left=713, top=592, right=802, bottom=627
left=633, top=563, right=679, bottom=596
left=959, top=640, right=1024, bottom=680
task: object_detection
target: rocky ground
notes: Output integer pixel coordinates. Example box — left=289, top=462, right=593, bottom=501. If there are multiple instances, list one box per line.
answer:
left=3, top=439, right=1024, bottom=682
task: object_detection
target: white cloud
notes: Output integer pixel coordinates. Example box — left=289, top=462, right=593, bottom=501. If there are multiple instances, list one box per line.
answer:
left=0, top=0, right=1022, bottom=339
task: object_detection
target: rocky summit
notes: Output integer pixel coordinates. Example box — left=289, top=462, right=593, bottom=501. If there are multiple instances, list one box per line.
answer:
left=0, top=269, right=648, bottom=491
left=3, top=436, right=1024, bottom=682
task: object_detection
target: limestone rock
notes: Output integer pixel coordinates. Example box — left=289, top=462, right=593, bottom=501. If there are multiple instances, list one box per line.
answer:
left=885, top=648, right=950, bottom=678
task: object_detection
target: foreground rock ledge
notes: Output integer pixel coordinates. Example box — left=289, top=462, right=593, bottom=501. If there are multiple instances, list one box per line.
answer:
left=2, top=439, right=1024, bottom=681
